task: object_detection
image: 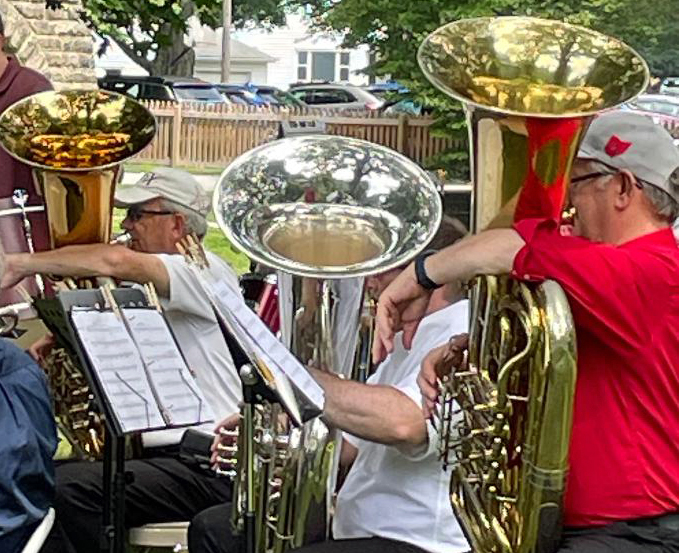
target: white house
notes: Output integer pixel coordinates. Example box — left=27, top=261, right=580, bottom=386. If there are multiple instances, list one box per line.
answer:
left=93, top=12, right=372, bottom=90
left=195, top=13, right=371, bottom=89
left=193, top=37, right=275, bottom=84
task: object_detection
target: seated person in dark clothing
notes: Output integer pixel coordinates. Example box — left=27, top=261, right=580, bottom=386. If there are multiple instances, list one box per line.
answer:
left=0, top=337, right=57, bottom=552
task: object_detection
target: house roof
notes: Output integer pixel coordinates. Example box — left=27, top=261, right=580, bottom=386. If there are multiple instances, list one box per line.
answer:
left=195, top=38, right=276, bottom=63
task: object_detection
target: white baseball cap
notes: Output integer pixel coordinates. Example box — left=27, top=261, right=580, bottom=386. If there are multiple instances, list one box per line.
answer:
left=114, top=167, right=211, bottom=218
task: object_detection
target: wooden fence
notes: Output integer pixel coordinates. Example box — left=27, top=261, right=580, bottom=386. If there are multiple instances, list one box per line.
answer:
left=136, top=101, right=459, bottom=169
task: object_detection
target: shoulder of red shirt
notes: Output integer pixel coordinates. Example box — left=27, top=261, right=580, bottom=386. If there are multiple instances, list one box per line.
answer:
left=0, top=56, right=52, bottom=96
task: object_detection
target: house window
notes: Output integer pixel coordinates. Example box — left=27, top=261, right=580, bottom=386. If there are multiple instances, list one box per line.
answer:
left=296, top=50, right=351, bottom=82
left=298, top=51, right=309, bottom=81
left=338, top=52, right=350, bottom=81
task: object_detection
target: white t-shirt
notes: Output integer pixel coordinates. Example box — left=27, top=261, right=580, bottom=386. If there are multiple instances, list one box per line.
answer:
left=332, top=300, right=470, bottom=553
left=141, top=251, right=243, bottom=447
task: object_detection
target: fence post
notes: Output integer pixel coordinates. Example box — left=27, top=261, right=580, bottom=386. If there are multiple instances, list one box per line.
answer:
left=171, top=102, right=182, bottom=167
left=396, top=114, right=408, bottom=154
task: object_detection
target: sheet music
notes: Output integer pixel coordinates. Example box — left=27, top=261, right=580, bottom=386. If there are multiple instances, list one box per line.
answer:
left=71, top=309, right=165, bottom=433
left=122, top=308, right=214, bottom=427
left=194, top=272, right=324, bottom=425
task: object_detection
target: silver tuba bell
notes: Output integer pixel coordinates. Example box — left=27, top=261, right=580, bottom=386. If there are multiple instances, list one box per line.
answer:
left=214, top=134, right=443, bottom=551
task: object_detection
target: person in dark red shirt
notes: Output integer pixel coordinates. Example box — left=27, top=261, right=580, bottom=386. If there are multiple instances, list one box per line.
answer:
left=373, top=111, right=679, bottom=552
left=0, top=13, right=53, bottom=249
left=0, top=13, right=53, bottom=325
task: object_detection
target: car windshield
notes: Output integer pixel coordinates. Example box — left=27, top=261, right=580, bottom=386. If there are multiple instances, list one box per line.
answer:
left=632, top=98, right=679, bottom=116
left=258, top=90, right=304, bottom=107
left=174, top=85, right=224, bottom=102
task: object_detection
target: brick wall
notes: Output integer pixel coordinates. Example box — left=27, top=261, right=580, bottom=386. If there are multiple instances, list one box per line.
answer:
left=1, top=0, right=96, bottom=89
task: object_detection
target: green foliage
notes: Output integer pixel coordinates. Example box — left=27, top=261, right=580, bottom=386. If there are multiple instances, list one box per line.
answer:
left=82, top=0, right=289, bottom=76
left=297, top=0, right=679, bottom=176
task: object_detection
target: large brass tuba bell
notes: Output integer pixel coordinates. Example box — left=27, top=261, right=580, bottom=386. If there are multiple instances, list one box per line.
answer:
left=419, top=16, right=649, bottom=231
left=418, top=16, right=649, bottom=553
left=0, top=89, right=156, bottom=247
left=214, top=135, right=443, bottom=552
left=0, top=89, right=156, bottom=459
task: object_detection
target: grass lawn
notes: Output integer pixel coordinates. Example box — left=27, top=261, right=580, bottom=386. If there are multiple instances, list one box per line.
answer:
left=124, top=162, right=225, bottom=176
left=112, top=208, right=251, bottom=275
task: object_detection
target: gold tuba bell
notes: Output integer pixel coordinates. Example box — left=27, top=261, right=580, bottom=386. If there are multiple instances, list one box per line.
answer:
left=213, top=135, right=443, bottom=552
left=417, top=17, right=649, bottom=553
left=0, top=89, right=156, bottom=459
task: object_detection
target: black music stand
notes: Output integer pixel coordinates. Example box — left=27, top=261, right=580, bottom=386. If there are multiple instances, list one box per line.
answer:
left=200, top=275, right=324, bottom=553
left=36, top=288, right=209, bottom=553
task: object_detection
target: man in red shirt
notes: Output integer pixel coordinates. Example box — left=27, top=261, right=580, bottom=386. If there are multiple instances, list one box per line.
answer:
left=373, top=111, right=679, bottom=552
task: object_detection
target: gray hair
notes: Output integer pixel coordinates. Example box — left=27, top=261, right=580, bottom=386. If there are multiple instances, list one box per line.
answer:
left=586, top=160, right=679, bottom=223
left=159, top=198, right=208, bottom=239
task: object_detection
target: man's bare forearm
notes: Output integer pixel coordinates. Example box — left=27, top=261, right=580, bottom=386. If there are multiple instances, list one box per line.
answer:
left=425, top=228, right=525, bottom=287
left=310, top=368, right=427, bottom=447
left=9, top=244, right=170, bottom=297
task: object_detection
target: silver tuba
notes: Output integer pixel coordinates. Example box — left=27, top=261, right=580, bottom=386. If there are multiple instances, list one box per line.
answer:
left=213, top=135, right=443, bottom=551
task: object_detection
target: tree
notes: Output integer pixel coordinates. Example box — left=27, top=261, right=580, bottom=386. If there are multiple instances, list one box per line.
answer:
left=80, top=0, right=288, bottom=77
left=296, top=0, right=679, bottom=175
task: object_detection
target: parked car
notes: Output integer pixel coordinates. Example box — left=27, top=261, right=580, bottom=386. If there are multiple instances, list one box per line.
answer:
left=625, top=93, right=679, bottom=117
left=98, top=75, right=226, bottom=104
left=214, top=84, right=265, bottom=106
left=250, top=85, right=306, bottom=108
left=621, top=93, right=679, bottom=142
left=659, top=77, right=679, bottom=96
left=363, top=81, right=409, bottom=102
left=288, top=83, right=384, bottom=111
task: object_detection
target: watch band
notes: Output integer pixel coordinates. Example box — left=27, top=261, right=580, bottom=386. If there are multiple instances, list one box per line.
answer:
left=414, top=250, right=442, bottom=290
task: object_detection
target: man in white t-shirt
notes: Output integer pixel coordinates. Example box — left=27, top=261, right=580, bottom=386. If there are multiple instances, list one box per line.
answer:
left=1, top=167, right=243, bottom=553
left=189, top=252, right=470, bottom=553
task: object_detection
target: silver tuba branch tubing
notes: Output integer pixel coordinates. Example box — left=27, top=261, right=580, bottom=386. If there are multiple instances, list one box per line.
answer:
left=213, top=134, right=443, bottom=552
left=417, top=16, right=649, bottom=553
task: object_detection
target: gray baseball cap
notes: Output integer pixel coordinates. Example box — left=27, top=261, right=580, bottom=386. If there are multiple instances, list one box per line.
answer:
left=578, top=111, right=679, bottom=202
left=114, top=167, right=211, bottom=218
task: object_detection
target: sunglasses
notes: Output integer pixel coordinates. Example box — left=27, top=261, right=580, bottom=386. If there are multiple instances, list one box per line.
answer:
left=125, top=206, right=175, bottom=222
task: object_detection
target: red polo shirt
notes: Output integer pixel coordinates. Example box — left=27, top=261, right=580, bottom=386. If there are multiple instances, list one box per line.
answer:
left=512, top=218, right=679, bottom=527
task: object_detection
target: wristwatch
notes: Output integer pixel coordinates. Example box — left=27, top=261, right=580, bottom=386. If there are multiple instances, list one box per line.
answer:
left=414, top=250, right=442, bottom=290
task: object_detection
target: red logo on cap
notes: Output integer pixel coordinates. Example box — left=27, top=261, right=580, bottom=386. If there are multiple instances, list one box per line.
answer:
left=605, top=135, right=632, bottom=157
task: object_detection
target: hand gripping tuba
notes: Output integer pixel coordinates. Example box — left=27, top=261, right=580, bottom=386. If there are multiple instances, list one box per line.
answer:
left=418, top=17, right=649, bottom=553
left=0, top=89, right=156, bottom=459
left=213, top=135, right=443, bottom=552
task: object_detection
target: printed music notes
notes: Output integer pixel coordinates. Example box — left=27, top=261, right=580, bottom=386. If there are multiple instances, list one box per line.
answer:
left=71, top=309, right=165, bottom=433
left=200, top=276, right=325, bottom=426
left=123, top=308, right=214, bottom=427
left=71, top=306, right=213, bottom=434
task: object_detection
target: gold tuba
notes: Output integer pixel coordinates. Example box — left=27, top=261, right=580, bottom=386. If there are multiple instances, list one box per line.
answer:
left=213, top=135, right=443, bottom=552
left=417, top=17, right=649, bottom=553
left=0, top=89, right=156, bottom=459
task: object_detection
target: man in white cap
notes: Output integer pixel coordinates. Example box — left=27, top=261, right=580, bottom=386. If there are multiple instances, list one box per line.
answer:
left=1, top=167, right=243, bottom=553
left=377, top=111, right=679, bottom=552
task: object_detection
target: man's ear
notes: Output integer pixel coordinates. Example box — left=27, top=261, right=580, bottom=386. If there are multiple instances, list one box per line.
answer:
left=171, top=212, right=187, bottom=238
left=614, top=170, right=636, bottom=211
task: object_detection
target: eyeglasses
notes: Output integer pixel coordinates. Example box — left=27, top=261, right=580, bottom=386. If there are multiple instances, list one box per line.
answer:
left=570, top=171, right=644, bottom=190
left=125, top=206, right=175, bottom=222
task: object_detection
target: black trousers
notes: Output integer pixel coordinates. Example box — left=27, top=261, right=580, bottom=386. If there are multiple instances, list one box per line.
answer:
left=188, top=502, right=427, bottom=553
left=41, top=454, right=232, bottom=553
left=558, top=519, right=679, bottom=553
